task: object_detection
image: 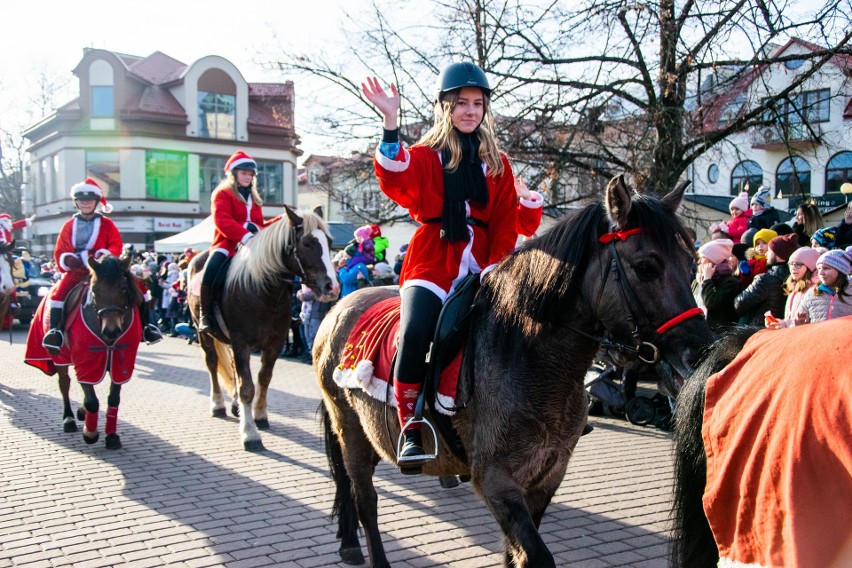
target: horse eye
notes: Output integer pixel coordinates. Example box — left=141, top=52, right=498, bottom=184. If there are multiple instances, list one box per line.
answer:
left=634, top=261, right=660, bottom=281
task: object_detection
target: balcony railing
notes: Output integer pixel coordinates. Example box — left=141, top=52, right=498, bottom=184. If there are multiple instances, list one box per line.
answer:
left=750, top=122, right=823, bottom=148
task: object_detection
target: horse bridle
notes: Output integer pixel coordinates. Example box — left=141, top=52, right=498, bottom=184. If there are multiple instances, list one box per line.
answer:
left=583, top=227, right=704, bottom=364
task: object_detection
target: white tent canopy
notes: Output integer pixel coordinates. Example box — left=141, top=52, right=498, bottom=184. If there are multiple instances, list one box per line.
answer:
left=153, top=217, right=214, bottom=253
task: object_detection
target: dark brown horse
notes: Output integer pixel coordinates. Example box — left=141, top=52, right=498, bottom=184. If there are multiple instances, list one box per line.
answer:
left=314, top=176, right=714, bottom=567
left=671, top=319, right=852, bottom=568
left=188, top=206, right=339, bottom=451
left=25, top=254, right=143, bottom=448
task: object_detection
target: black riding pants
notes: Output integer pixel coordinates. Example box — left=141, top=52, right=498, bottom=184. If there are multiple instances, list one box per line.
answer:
left=393, top=285, right=443, bottom=385
left=202, top=250, right=228, bottom=288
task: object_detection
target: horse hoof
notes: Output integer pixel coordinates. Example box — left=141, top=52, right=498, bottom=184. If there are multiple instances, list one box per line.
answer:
left=339, top=546, right=365, bottom=565
left=212, top=408, right=227, bottom=418
left=105, top=434, right=122, bottom=450
left=63, top=420, right=78, bottom=433
left=243, top=439, right=265, bottom=452
left=76, top=407, right=86, bottom=421
left=439, top=475, right=460, bottom=488
left=255, top=418, right=270, bottom=430
left=231, top=404, right=240, bottom=417
left=83, top=432, right=99, bottom=445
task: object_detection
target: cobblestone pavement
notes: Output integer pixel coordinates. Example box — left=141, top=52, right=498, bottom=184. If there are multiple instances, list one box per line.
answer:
left=0, top=328, right=676, bottom=567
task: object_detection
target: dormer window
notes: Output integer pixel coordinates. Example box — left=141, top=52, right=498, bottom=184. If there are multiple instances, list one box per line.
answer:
left=91, top=86, right=114, bottom=117
left=197, top=69, right=236, bottom=140
left=89, top=59, right=115, bottom=122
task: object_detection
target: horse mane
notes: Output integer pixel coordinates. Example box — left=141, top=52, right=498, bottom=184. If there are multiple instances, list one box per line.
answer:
left=479, top=193, right=694, bottom=345
left=226, top=209, right=330, bottom=296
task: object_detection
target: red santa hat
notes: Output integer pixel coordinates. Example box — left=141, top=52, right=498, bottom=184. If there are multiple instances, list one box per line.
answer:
left=224, top=151, right=257, bottom=173
left=70, top=178, right=112, bottom=213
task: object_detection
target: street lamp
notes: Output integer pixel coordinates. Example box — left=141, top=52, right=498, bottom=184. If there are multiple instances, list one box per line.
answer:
left=841, top=182, right=852, bottom=203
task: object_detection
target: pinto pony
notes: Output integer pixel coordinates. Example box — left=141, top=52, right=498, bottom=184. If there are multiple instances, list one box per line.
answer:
left=671, top=318, right=852, bottom=568
left=188, top=206, right=339, bottom=451
left=25, top=254, right=143, bottom=448
left=314, top=176, right=714, bottom=567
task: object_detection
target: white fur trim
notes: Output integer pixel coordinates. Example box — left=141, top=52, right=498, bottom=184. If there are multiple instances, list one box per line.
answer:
left=49, top=299, right=66, bottom=309
left=59, top=252, right=80, bottom=271
left=520, top=191, right=543, bottom=209
left=227, top=157, right=256, bottom=171
left=94, top=249, right=112, bottom=259
left=374, top=145, right=411, bottom=173
left=401, top=280, right=448, bottom=302
left=70, top=181, right=103, bottom=199
left=480, top=264, right=498, bottom=280
left=240, top=232, right=253, bottom=244
left=100, top=203, right=113, bottom=214
left=80, top=250, right=90, bottom=267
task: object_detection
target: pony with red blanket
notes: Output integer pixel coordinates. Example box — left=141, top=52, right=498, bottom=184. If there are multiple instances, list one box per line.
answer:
left=25, top=255, right=142, bottom=448
left=672, top=318, right=852, bottom=568
left=315, top=176, right=714, bottom=567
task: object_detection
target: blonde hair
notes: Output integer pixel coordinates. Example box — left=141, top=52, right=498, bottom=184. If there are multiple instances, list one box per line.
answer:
left=216, top=171, right=263, bottom=206
left=416, top=89, right=504, bottom=177
left=784, top=269, right=813, bottom=295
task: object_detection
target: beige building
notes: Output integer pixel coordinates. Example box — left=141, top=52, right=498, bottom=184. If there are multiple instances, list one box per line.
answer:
left=23, top=48, right=300, bottom=254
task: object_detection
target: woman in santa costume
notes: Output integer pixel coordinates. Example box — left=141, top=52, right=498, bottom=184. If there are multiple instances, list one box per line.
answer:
left=0, top=213, right=36, bottom=246
left=197, top=151, right=272, bottom=333
left=42, top=179, right=162, bottom=353
left=361, top=62, right=543, bottom=466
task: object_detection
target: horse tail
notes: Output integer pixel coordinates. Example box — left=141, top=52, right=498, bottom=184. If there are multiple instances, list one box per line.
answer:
left=670, top=326, right=759, bottom=568
left=213, top=339, right=237, bottom=395
left=321, top=403, right=359, bottom=537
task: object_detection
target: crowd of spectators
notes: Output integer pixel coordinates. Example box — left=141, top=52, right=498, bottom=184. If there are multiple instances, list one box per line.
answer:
left=697, top=192, right=852, bottom=332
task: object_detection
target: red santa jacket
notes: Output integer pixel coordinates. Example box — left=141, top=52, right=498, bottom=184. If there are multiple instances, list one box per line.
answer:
left=375, top=144, right=518, bottom=301
left=0, top=216, right=32, bottom=245
left=55, top=214, right=122, bottom=272
left=210, top=186, right=271, bottom=256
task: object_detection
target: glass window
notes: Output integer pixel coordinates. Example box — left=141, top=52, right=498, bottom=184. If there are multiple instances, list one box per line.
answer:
left=826, top=151, right=852, bottom=194
left=730, top=160, right=763, bottom=195
left=776, top=156, right=811, bottom=197
left=198, top=155, right=226, bottom=213
left=257, top=161, right=283, bottom=204
left=146, top=151, right=188, bottom=201
left=785, top=59, right=804, bottom=70
left=86, top=151, right=120, bottom=199
left=197, top=91, right=235, bottom=139
left=38, top=160, right=47, bottom=203
left=51, top=155, right=59, bottom=200
left=708, top=164, right=720, bottom=184
left=91, top=86, right=114, bottom=118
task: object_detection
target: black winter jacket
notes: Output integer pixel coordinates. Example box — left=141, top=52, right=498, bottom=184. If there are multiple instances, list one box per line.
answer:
left=734, top=263, right=790, bottom=326
left=747, top=208, right=783, bottom=231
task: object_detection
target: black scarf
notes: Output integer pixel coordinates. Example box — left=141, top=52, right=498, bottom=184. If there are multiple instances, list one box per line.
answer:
left=440, top=130, right=489, bottom=242
left=238, top=185, right=252, bottom=202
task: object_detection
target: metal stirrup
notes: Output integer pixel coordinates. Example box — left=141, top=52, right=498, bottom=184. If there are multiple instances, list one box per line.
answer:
left=396, top=390, right=438, bottom=463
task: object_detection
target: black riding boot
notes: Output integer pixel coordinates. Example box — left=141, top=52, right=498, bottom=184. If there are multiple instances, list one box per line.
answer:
left=42, top=307, right=65, bottom=354
left=198, top=284, right=214, bottom=333
left=399, top=429, right=424, bottom=460
left=140, top=304, right=163, bottom=344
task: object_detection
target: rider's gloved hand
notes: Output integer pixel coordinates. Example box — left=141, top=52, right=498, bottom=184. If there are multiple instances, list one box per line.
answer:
left=64, top=255, right=84, bottom=271
left=246, top=222, right=259, bottom=234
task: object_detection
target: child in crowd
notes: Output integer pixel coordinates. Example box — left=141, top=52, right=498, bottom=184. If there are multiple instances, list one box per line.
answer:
left=766, top=246, right=820, bottom=329
left=795, top=249, right=852, bottom=323
left=346, top=226, right=376, bottom=268
left=693, top=239, right=740, bottom=331
left=738, top=228, right=777, bottom=288
left=810, top=226, right=837, bottom=250
left=370, top=225, right=389, bottom=263
left=747, top=186, right=783, bottom=231
left=734, top=233, right=797, bottom=326
left=709, top=192, right=751, bottom=244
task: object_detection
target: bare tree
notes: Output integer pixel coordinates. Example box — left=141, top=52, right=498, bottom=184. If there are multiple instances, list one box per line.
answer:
left=263, top=0, right=851, bottom=220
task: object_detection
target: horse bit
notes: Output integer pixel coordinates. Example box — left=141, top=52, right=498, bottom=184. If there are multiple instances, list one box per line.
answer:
left=585, top=227, right=703, bottom=364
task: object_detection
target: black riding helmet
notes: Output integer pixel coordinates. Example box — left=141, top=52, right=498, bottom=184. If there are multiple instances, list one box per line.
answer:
left=436, top=62, right=491, bottom=102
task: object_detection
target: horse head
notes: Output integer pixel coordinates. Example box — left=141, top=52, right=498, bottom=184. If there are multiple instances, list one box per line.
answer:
left=86, top=254, right=141, bottom=342
left=0, top=240, right=15, bottom=296
left=284, top=205, right=340, bottom=302
left=595, top=174, right=713, bottom=378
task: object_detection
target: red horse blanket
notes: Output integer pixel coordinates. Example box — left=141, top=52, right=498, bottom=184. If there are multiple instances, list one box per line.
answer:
left=702, top=316, right=852, bottom=568
left=24, top=294, right=141, bottom=385
left=332, top=296, right=462, bottom=415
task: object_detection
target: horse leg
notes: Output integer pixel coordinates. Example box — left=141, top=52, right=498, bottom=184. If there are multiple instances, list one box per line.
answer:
left=198, top=332, right=226, bottom=418
left=104, top=382, right=122, bottom=450
left=326, top=403, right=388, bottom=567
left=231, top=342, right=262, bottom=451
left=253, top=347, right=279, bottom=430
left=475, top=467, right=555, bottom=568
left=80, top=384, right=100, bottom=445
left=57, top=367, right=77, bottom=432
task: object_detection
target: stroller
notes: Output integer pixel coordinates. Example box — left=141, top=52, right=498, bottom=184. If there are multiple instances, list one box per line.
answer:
left=584, top=361, right=674, bottom=429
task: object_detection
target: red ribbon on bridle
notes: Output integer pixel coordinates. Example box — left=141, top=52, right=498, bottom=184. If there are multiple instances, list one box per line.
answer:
left=599, top=228, right=642, bottom=244
left=656, top=307, right=704, bottom=336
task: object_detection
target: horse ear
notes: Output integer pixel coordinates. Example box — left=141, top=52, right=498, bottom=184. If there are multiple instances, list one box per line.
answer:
left=662, top=180, right=690, bottom=212
left=313, top=205, right=324, bottom=220
left=120, top=254, right=132, bottom=272
left=605, top=174, right=633, bottom=229
left=87, top=256, right=98, bottom=272
left=284, top=204, right=303, bottom=227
